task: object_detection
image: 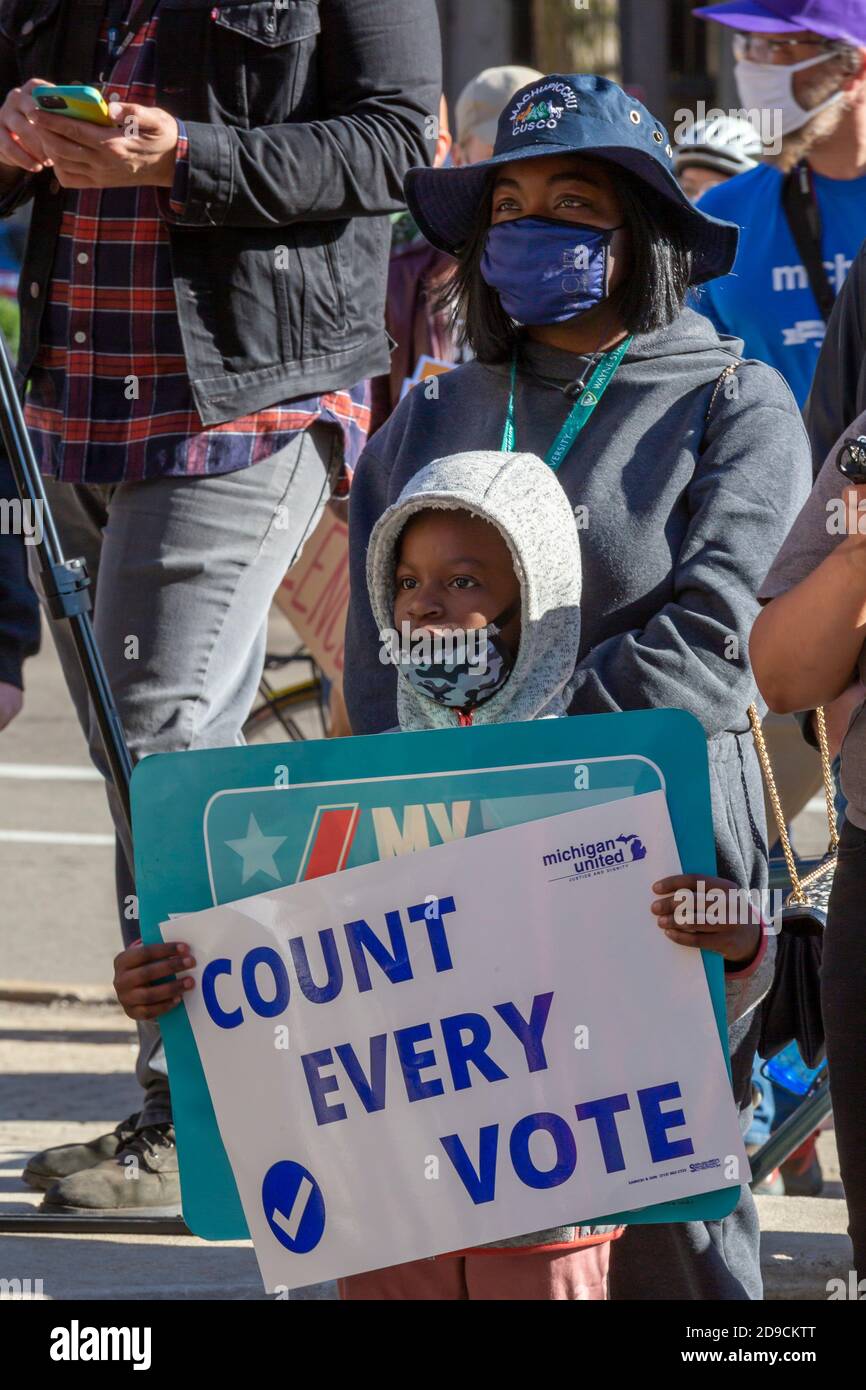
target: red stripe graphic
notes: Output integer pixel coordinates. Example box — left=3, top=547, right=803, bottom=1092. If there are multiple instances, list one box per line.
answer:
left=301, top=806, right=360, bottom=880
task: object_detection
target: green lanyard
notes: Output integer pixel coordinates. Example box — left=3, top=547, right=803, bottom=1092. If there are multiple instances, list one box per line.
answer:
left=500, top=335, right=633, bottom=471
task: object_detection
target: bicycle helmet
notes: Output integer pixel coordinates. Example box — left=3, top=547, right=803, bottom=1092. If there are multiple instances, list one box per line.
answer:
left=674, top=114, right=763, bottom=177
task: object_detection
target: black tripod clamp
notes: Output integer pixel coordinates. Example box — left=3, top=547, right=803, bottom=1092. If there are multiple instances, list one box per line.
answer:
left=41, top=555, right=93, bottom=620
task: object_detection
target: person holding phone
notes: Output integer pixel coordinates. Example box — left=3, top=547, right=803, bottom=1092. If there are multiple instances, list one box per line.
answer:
left=0, top=0, right=440, bottom=1217
left=751, top=420, right=866, bottom=1282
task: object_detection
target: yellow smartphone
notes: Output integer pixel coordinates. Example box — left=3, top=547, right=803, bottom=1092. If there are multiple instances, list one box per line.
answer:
left=32, top=85, right=114, bottom=126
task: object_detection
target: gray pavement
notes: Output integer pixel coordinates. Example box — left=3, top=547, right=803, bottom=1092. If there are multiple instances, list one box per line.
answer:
left=0, top=1000, right=335, bottom=1300
left=0, top=605, right=311, bottom=985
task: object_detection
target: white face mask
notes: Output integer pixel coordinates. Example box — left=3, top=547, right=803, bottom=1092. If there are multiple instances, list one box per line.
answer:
left=735, top=52, right=844, bottom=137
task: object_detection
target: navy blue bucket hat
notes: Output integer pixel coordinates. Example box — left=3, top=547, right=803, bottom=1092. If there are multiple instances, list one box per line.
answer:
left=405, top=74, right=740, bottom=285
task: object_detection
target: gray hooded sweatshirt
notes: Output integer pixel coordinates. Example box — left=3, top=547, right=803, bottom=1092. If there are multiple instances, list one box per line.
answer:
left=366, top=449, right=582, bottom=730
left=349, top=308, right=798, bottom=1294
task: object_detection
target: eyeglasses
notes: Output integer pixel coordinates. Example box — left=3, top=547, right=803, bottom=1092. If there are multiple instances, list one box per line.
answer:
left=733, top=32, right=845, bottom=64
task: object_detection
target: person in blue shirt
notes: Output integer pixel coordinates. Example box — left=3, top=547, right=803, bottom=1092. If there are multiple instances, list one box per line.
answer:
left=694, top=0, right=866, bottom=409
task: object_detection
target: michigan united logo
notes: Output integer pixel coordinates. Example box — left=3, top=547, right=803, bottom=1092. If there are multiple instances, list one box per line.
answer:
left=511, top=81, right=579, bottom=136
left=543, top=832, right=648, bottom=879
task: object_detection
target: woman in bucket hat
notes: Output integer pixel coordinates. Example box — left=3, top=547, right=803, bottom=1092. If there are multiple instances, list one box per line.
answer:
left=344, top=74, right=812, bottom=1300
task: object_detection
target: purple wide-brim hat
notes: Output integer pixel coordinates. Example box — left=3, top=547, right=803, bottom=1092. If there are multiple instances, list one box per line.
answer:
left=404, top=73, right=739, bottom=286
left=694, top=0, right=866, bottom=46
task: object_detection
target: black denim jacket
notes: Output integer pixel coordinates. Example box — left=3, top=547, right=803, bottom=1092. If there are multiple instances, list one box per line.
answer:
left=0, top=0, right=441, bottom=423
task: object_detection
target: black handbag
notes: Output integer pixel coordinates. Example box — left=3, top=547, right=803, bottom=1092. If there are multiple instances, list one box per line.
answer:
left=748, top=705, right=836, bottom=1069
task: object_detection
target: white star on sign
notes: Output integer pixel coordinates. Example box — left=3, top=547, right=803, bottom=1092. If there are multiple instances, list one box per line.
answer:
left=226, top=813, right=287, bottom=885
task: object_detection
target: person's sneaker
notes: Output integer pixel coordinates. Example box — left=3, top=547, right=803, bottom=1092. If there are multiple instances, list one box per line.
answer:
left=21, top=1113, right=142, bottom=1191
left=40, top=1122, right=180, bottom=1217
left=780, top=1133, right=824, bottom=1198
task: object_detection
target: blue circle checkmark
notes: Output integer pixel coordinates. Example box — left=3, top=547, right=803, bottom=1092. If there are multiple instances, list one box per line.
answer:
left=262, top=1160, right=326, bottom=1253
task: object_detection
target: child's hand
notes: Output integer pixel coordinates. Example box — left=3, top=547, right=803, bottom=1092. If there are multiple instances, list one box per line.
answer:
left=113, top=940, right=196, bottom=1020
left=650, top=874, right=762, bottom=967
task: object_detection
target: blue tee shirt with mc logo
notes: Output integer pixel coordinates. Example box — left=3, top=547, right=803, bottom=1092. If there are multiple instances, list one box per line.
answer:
left=694, top=162, right=866, bottom=409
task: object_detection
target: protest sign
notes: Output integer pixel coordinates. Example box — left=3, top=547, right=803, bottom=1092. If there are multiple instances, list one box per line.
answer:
left=132, top=711, right=736, bottom=1240
left=169, top=790, right=746, bottom=1291
left=275, top=509, right=348, bottom=681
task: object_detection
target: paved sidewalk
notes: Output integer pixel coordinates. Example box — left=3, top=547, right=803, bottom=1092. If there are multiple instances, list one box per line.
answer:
left=0, top=999, right=852, bottom=1301
left=0, top=1000, right=334, bottom=1300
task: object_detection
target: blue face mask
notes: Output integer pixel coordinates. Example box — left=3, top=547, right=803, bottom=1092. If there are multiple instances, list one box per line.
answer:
left=480, top=216, right=621, bottom=326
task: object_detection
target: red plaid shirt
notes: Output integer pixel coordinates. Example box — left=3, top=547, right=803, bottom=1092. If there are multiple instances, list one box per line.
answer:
left=25, top=3, right=370, bottom=486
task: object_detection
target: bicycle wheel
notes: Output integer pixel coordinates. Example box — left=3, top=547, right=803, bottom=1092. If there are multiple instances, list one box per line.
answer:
left=243, top=670, right=329, bottom=743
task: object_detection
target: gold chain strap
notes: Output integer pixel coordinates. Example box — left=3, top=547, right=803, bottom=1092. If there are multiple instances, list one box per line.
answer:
left=707, top=367, right=838, bottom=907
left=707, top=363, right=739, bottom=417
left=813, top=705, right=840, bottom=856
left=748, top=703, right=838, bottom=905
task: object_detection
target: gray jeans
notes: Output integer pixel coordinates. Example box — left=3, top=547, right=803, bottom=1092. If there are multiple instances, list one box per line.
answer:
left=34, top=425, right=337, bottom=1125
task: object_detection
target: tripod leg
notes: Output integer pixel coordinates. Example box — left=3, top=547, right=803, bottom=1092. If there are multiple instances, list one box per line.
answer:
left=0, top=334, right=133, bottom=831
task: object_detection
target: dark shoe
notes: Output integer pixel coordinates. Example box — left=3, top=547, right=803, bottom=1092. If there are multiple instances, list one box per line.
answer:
left=21, top=1113, right=142, bottom=1191
left=780, top=1133, right=824, bottom=1198
left=40, top=1122, right=180, bottom=1217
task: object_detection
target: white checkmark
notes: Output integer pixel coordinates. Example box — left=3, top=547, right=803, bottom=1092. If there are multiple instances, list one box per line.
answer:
left=270, top=1175, right=314, bottom=1242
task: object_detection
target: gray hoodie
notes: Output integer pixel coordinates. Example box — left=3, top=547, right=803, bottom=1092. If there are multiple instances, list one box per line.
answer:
left=366, top=450, right=582, bottom=729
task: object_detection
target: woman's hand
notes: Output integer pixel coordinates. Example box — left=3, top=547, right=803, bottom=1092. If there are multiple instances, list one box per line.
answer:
left=113, top=940, right=196, bottom=1021
left=0, top=77, right=56, bottom=174
left=650, top=873, right=761, bottom=967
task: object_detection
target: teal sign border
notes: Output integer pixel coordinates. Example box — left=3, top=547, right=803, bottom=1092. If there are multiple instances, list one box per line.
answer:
left=133, top=709, right=738, bottom=1241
